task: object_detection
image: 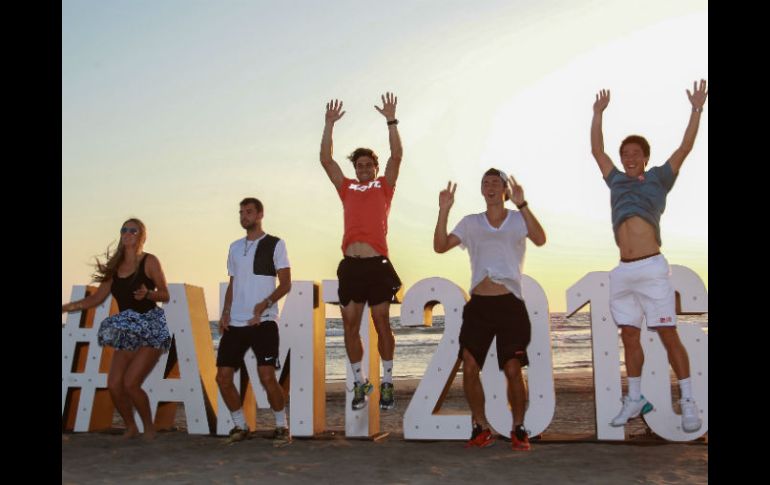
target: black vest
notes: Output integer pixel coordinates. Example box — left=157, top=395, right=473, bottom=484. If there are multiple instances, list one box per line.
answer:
left=253, top=234, right=280, bottom=276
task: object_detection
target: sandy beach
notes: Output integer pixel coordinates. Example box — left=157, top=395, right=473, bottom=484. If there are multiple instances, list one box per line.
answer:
left=62, top=371, right=707, bottom=484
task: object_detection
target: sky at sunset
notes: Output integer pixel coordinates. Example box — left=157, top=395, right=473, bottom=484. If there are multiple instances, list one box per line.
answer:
left=62, top=0, right=708, bottom=320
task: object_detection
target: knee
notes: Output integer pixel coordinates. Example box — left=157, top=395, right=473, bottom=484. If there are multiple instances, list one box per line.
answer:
left=123, top=377, right=143, bottom=394
left=620, top=327, right=642, bottom=347
left=258, top=369, right=278, bottom=388
left=462, top=353, right=480, bottom=376
left=108, top=379, right=124, bottom=395
left=343, top=321, right=361, bottom=338
left=216, top=371, right=234, bottom=388
left=504, top=363, right=522, bottom=381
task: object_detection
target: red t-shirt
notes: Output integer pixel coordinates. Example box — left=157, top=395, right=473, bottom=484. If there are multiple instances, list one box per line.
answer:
left=337, top=176, right=395, bottom=256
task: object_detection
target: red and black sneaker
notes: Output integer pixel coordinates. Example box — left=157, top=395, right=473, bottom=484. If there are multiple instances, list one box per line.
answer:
left=511, top=425, right=532, bottom=451
left=465, top=424, right=496, bottom=448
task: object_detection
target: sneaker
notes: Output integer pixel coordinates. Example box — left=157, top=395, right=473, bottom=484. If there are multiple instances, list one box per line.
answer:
left=225, top=426, right=250, bottom=444
left=465, top=424, right=496, bottom=448
left=352, top=380, right=374, bottom=410
left=610, top=395, right=654, bottom=427
left=272, top=426, right=292, bottom=448
left=511, top=425, right=532, bottom=451
left=680, top=398, right=702, bottom=432
left=380, top=382, right=395, bottom=410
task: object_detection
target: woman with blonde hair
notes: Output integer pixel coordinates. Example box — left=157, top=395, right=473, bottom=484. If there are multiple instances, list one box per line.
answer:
left=62, top=218, right=171, bottom=440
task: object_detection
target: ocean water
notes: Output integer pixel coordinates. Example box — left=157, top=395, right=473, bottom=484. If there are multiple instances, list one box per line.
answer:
left=210, top=312, right=708, bottom=381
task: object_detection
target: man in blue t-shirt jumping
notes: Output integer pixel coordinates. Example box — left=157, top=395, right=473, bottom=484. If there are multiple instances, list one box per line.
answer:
left=590, top=80, right=708, bottom=433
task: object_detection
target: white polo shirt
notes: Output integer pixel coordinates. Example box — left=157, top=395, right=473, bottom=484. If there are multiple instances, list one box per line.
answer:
left=450, top=210, right=528, bottom=299
left=226, top=234, right=290, bottom=326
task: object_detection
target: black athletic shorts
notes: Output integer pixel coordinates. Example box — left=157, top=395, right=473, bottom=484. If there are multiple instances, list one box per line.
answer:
left=337, top=256, right=402, bottom=306
left=458, top=294, right=531, bottom=369
left=216, top=321, right=280, bottom=369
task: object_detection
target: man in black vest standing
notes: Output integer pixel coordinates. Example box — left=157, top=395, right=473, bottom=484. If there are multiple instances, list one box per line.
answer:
left=216, top=197, right=293, bottom=446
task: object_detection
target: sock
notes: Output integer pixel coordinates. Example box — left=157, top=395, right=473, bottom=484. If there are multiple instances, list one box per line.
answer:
left=382, top=359, right=393, bottom=384
left=628, top=376, right=642, bottom=401
left=351, top=361, right=367, bottom=385
left=231, top=408, right=246, bottom=430
left=274, top=409, right=287, bottom=428
left=678, top=377, right=693, bottom=400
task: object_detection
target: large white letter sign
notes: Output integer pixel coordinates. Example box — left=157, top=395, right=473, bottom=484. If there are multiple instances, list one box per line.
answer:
left=402, top=278, right=469, bottom=440
left=62, top=286, right=118, bottom=432
left=143, top=284, right=217, bottom=435
left=62, top=284, right=217, bottom=435
left=639, top=266, right=708, bottom=441
left=482, top=275, right=555, bottom=438
left=566, top=265, right=707, bottom=442
left=323, top=279, right=382, bottom=438
left=402, top=277, right=554, bottom=439
left=279, top=281, right=327, bottom=437
left=215, top=281, right=327, bottom=437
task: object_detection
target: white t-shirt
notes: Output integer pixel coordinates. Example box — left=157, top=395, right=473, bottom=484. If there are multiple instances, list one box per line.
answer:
left=450, top=210, right=528, bottom=299
left=226, top=234, right=290, bottom=326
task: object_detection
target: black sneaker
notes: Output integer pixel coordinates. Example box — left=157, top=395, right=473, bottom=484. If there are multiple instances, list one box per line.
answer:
left=379, top=382, right=395, bottom=410
left=225, top=426, right=249, bottom=444
left=272, top=426, right=292, bottom=448
left=352, top=380, right=374, bottom=410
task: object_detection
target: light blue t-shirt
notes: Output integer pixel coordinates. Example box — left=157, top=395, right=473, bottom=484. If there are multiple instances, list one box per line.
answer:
left=604, top=160, right=678, bottom=246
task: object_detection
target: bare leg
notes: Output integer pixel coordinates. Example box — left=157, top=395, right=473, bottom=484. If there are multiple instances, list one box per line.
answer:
left=462, top=349, right=488, bottom=428
left=107, top=349, right=140, bottom=438
left=620, top=326, right=644, bottom=378
left=258, top=365, right=286, bottom=412
left=657, top=327, right=691, bottom=379
left=371, top=302, right=395, bottom=361
left=216, top=367, right=242, bottom=412
left=503, top=358, right=527, bottom=427
left=124, top=347, right=163, bottom=441
left=341, top=302, right=366, bottom=366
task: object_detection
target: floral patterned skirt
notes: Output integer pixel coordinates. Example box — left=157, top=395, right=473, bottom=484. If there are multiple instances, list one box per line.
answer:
left=97, top=307, right=172, bottom=352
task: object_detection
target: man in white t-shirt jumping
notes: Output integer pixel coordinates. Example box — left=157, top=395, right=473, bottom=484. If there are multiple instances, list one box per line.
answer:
left=433, top=169, right=546, bottom=451
left=216, top=197, right=293, bottom=447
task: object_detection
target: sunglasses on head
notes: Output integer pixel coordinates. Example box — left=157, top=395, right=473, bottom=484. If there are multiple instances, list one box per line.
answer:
left=120, top=227, right=139, bottom=235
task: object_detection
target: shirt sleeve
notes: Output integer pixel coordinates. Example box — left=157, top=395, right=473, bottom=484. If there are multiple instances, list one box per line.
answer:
left=512, top=210, right=528, bottom=239
left=651, top=160, right=678, bottom=192
left=273, top=239, right=290, bottom=270
left=450, top=215, right=469, bottom=250
left=603, top=166, right=621, bottom=188
left=337, top=177, right=353, bottom=201
left=379, top=176, right=395, bottom=199
left=226, top=245, right=235, bottom=277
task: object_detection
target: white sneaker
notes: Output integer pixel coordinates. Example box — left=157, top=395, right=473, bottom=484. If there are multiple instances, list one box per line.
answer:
left=610, top=395, right=654, bottom=427
left=680, top=398, right=702, bottom=432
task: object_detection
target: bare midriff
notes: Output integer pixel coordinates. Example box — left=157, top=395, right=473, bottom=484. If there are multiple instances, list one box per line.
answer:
left=616, top=216, right=661, bottom=260
left=471, top=277, right=511, bottom=296
left=344, top=241, right=381, bottom=258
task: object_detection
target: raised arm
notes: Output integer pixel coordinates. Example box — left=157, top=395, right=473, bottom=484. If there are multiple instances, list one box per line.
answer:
left=507, top=175, right=546, bottom=247
left=320, top=99, right=346, bottom=190
left=61, top=278, right=113, bottom=313
left=434, top=181, right=462, bottom=253
left=668, top=79, right=708, bottom=175
left=376, top=92, right=403, bottom=187
left=591, top=89, right=616, bottom=178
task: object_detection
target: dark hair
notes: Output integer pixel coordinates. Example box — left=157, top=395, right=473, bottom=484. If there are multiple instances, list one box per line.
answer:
left=482, top=168, right=510, bottom=201
left=240, top=197, right=264, bottom=213
left=347, top=148, right=379, bottom=167
left=619, top=135, right=650, bottom=158
left=92, top=218, right=147, bottom=283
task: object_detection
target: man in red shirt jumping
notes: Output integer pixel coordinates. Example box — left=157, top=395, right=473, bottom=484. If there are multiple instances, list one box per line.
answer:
left=319, top=93, right=403, bottom=411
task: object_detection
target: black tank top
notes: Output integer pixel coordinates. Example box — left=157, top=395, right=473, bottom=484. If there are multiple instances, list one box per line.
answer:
left=110, top=254, right=158, bottom=314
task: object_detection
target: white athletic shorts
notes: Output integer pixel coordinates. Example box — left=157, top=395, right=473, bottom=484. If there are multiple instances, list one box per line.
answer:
left=609, top=254, right=677, bottom=329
